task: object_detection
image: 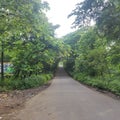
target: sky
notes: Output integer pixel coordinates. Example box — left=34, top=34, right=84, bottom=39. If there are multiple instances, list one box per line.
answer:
left=44, top=0, right=83, bottom=38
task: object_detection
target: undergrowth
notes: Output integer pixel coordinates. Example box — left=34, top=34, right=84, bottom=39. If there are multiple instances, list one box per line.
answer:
left=0, top=73, right=53, bottom=92
left=70, top=72, right=120, bottom=96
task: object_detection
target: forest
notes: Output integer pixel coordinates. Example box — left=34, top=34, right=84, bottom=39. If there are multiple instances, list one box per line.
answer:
left=64, top=0, right=120, bottom=95
left=0, top=0, right=120, bottom=96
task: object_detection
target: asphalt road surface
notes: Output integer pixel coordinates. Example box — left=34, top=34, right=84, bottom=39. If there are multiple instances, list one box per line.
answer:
left=16, top=67, right=120, bottom=120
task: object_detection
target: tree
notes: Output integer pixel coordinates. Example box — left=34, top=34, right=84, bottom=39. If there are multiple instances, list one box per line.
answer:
left=69, top=0, right=120, bottom=41
left=0, top=0, right=60, bottom=80
left=64, top=0, right=120, bottom=95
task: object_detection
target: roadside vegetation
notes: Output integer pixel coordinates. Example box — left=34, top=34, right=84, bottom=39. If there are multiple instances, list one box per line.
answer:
left=63, top=0, right=120, bottom=96
left=0, top=0, right=62, bottom=91
left=1, top=0, right=120, bottom=95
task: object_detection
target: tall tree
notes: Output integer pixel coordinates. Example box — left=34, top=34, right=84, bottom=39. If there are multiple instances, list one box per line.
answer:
left=69, top=0, right=120, bottom=41
left=0, top=0, right=59, bottom=80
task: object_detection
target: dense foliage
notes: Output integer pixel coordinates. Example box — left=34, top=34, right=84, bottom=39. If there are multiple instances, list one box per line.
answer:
left=64, top=0, right=120, bottom=95
left=0, top=0, right=60, bottom=90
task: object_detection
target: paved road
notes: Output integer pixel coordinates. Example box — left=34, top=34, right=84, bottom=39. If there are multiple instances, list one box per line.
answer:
left=16, top=67, right=120, bottom=120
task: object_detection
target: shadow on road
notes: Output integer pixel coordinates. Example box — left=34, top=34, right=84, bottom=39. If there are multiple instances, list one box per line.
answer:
left=56, top=66, right=68, bottom=77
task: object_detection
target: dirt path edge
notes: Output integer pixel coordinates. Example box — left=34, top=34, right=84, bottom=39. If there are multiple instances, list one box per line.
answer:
left=0, top=80, right=52, bottom=120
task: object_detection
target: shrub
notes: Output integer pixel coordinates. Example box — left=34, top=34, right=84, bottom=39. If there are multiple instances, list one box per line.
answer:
left=108, top=80, right=120, bottom=95
left=0, top=73, right=53, bottom=91
left=73, top=73, right=108, bottom=90
left=72, top=72, right=120, bottom=95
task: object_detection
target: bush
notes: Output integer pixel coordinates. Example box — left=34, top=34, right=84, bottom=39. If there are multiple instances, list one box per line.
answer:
left=72, top=72, right=120, bottom=95
left=0, top=86, right=9, bottom=92
left=108, top=80, right=120, bottom=95
left=73, top=73, right=87, bottom=83
left=73, top=73, right=106, bottom=89
left=0, top=73, right=53, bottom=91
left=86, top=78, right=108, bottom=90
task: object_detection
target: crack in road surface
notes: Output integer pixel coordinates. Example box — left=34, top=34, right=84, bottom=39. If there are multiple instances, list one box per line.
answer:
left=15, top=67, right=120, bottom=120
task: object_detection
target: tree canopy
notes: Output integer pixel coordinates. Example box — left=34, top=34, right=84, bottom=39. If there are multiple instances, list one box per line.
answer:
left=64, top=0, right=120, bottom=95
left=0, top=0, right=60, bottom=84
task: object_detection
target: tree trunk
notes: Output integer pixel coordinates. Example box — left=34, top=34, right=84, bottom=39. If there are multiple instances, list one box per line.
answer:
left=1, top=41, right=4, bottom=81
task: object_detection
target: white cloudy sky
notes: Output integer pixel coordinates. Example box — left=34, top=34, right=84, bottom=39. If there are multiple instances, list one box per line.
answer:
left=44, top=0, right=83, bottom=37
